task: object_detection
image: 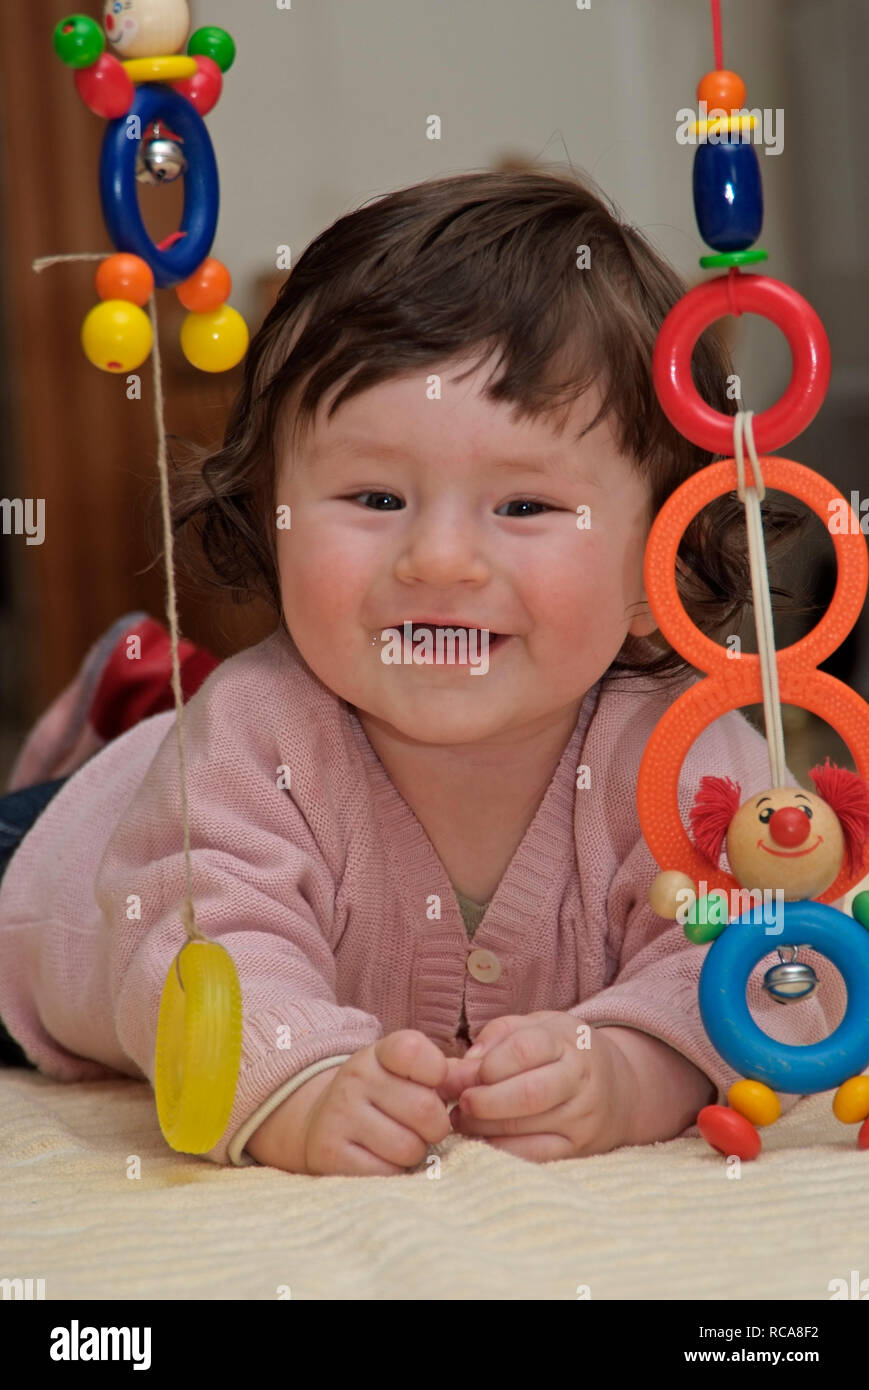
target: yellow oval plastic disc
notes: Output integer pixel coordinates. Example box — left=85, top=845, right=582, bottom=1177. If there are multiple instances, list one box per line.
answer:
left=122, top=55, right=198, bottom=82
left=154, top=940, right=242, bottom=1154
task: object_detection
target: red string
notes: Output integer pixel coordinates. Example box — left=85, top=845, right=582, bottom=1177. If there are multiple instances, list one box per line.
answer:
left=710, top=0, right=723, bottom=70
left=726, top=266, right=742, bottom=317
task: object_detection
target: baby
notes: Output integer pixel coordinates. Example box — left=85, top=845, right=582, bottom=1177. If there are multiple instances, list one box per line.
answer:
left=0, top=168, right=837, bottom=1175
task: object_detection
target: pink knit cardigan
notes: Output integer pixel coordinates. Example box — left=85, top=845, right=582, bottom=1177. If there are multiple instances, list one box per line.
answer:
left=0, top=627, right=842, bottom=1165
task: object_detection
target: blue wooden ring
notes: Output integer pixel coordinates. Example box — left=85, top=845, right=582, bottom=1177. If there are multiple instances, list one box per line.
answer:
left=699, top=899, right=869, bottom=1092
left=99, top=83, right=219, bottom=289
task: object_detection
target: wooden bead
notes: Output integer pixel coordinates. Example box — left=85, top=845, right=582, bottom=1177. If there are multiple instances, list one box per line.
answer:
left=693, top=141, right=763, bottom=253
left=103, top=0, right=191, bottom=59
left=697, top=69, right=747, bottom=110
left=728, top=1079, right=781, bottom=1127
left=648, top=870, right=695, bottom=919
left=852, top=891, right=869, bottom=930
left=697, top=1104, right=761, bottom=1160
left=833, top=1076, right=869, bottom=1124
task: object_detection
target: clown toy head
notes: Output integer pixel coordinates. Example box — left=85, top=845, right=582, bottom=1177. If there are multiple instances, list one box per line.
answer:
left=103, top=0, right=191, bottom=58
left=689, top=758, right=869, bottom=901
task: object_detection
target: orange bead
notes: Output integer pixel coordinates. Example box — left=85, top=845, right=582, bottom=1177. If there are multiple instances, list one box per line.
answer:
left=697, top=69, right=747, bottom=111
left=95, top=254, right=154, bottom=307
left=697, top=1103, right=761, bottom=1160
left=175, top=258, right=232, bottom=312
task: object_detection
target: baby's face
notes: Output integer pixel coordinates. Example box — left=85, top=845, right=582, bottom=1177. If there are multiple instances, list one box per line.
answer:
left=273, top=356, right=655, bottom=746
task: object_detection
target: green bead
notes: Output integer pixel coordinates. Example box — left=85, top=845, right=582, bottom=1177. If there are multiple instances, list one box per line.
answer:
left=699, top=248, right=769, bottom=269
left=852, top=891, right=869, bottom=930
left=53, top=14, right=105, bottom=68
left=188, top=26, right=236, bottom=72
left=684, top=892, right=730, bottom=944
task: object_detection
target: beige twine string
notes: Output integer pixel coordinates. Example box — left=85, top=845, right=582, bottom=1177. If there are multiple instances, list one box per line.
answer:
left=32, top=251, right=204, bottom=950
left=732, top=408, right=787, bottom=789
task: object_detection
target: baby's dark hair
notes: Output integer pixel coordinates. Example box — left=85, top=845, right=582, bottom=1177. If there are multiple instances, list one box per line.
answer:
left=166, top=166, right=806, bottom=683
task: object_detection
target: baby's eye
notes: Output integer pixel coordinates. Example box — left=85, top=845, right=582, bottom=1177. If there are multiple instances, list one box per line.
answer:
left=347, top=491, right=404, bottom=510
left=496, top=500, right=552, bottom=518
left=758, top=807, right=773, bottom=823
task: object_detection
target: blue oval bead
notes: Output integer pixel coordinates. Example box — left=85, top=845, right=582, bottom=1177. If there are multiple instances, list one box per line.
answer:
left=693, top=138, right=763, bottom=252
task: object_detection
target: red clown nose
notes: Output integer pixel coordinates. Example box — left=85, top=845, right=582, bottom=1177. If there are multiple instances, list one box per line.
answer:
left=768, top=806, right=811, bottom=847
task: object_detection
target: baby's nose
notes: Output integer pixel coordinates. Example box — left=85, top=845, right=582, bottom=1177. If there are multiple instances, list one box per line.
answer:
left=769, top=806, right=811, bottom=847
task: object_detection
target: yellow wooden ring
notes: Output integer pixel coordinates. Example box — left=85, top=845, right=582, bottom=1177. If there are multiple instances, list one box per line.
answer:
left=728, top=1078, right=781, bottom=1127
left=832, top=1075, right=869, bottom=1124
left=687, top=114, right=758, bottom=138
left=154, top=940, right=242, bottom=1154
left=122, top=56, right=198, bottom=83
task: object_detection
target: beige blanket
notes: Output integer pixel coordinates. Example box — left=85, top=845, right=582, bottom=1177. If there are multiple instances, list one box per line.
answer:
left=1, top=1068, right=867, bottom=1300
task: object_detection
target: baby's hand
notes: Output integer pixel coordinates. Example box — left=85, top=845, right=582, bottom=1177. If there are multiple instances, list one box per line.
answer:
left=449, top=1011, right=632, bottom=1161
left=298, top=1029, right=453, bottom=1176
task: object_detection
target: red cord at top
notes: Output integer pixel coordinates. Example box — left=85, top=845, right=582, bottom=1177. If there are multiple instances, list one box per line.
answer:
left=710, top=0, right=723, bottom=70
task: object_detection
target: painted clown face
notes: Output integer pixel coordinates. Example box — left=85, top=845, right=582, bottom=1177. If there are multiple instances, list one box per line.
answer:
left=726, top=787, right=845, bottom=900
left=103, top=0, right=190, bottom=58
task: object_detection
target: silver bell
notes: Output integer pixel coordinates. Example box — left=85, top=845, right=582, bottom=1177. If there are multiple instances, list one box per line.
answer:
left=135, top=133, right=187, bottom=185
left=763, top=946, right=819, bottom=1004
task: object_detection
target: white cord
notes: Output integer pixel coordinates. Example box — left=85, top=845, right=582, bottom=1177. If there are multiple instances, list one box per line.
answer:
left=733, top=410, right=787, bottom=788
left=31, top=251, right=203, bottom=944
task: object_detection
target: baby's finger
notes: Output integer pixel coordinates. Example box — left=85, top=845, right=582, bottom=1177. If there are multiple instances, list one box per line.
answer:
left=465, top=1014, right=526, bottom=1060
left=435, top=1055, right=482, bottom=1102
left=457, top=1058, right=571, bottom=1123
left=375, top=1030, right=448, bottom=1088
left=471, top=1021, right=563, bottom=1089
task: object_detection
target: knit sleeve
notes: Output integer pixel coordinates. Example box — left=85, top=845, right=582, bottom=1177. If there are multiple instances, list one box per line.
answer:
left=95, top=681, right=383, bottom=1167
left=571, top=709, right=847, bottom=1135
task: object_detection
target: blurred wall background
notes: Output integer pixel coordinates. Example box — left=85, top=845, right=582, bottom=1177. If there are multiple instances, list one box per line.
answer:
left=0, top=0, right=865, bottom=786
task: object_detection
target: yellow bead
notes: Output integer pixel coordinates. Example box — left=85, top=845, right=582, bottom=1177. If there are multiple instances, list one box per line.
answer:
left=180, top=305, right=249, bottom=372
left=832, top=1076, right=869, bottom=1124
left=687, top=114, right=757, bottom=139
left=728, top=1079, right=781, bottom=1126
left=121, top=56, right=197, bottom=83
left=81, top=299, right=152, bottom=372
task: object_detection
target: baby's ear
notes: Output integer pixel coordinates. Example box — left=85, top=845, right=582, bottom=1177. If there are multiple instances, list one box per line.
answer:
left=689, top=775, right=742, bottom=867
left=627, top=598, right=657, bottom=638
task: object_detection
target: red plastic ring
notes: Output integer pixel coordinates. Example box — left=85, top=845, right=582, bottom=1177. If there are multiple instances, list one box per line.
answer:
left=653, top=274, right=831, bottom=453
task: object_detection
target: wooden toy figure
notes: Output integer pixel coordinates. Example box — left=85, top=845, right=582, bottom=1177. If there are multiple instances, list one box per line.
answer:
left=53, top=2, right=248, bottom=373
left=639, top=2, right=869, bottom=1161
left=102, top=0, right=192, bottom=59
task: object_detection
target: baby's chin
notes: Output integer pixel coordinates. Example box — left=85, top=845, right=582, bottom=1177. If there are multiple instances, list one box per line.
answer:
left=353, top=692, right=527, bottom=747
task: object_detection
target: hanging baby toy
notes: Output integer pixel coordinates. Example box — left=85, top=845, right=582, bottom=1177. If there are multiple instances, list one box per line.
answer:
left=640, top=0, right=869, bottom=1161
left=53, top=0, right=248, bottom=373
left=36, top=0, right=250, bottom=1155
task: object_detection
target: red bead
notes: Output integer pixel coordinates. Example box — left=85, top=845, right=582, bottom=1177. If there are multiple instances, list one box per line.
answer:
left=169, top=55, right=223, bottom=117
left=653, top=273, right=831, bottom=454
left=73, top=53, right=134, bottom=120
left=697, top=1103, right=762, bottom=1160
left=858, top=1116, right=869, bottom=1150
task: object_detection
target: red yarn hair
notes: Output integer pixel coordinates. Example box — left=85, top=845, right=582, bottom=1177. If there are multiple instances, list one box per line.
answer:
left=808, top=758, right=869, bottom=875
left=689, top=775, right=742, bottom=868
